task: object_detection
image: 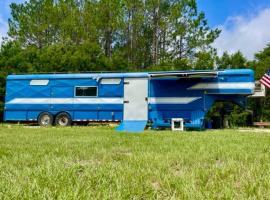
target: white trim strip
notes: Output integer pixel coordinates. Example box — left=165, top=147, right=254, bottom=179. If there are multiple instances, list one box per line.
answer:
left=188, top=82, right=254, bottom=90
left=7, top=97, right=201, bottom=105
left=74, top=98, right=123, bottom=104
left=148, top=97, right=201, bottom=104
left=8, top=98, right=51, bottom=104
left=7, top=98, right=124, bottom=104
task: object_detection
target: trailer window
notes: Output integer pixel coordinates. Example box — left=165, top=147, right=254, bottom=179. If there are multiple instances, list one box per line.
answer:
left=30, top=80, right=49, bottom=86
left=75, top=86, right=97, bottom=97
left=100, top=78, right=121, bottom=84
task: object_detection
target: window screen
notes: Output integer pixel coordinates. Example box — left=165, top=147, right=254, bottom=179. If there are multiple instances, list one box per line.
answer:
left=75, top=86, right=97, bottom=97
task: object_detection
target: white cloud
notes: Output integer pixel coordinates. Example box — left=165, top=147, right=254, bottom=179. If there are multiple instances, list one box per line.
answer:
left=214, top=8, right=270, bottom=60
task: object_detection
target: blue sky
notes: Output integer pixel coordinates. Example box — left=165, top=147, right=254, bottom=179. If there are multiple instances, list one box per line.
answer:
left=1, top=0, right=270, bottom=59
left=197, top=0, right=270, bottom=27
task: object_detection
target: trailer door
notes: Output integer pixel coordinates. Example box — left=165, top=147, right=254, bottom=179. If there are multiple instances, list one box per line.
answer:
left=123, top=78, right=148, bottom=120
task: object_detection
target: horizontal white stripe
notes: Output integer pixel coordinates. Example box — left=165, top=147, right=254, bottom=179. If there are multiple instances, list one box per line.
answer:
left=7, top=98, right=123, bottom=104
left=74, top=98, right=123, bottom=104
left=148, top=97, right=201, bottom=104
left=188, top=82, right=254, bottom=90
left=8, top=98, right=51, bottom=104
left=7, top=97, right=201, bottom=105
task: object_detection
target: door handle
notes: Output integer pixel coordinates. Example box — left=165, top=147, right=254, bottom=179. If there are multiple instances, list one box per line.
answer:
left=124, top=100, right=129, bottom=104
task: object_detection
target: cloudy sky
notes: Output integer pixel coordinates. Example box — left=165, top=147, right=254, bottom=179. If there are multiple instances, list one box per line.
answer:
left=1, top=0, right=270, bottom=59
left=198, top=0, right=270, bottom=59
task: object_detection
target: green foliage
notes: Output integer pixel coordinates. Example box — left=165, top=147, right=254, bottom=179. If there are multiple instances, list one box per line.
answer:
left=4, top=0, right=219, bottom=70
left=228, top=105, right=251, bottom=128
left=206, top=101, right=251, bottom=128
left=193, top=50, right=216, bottom=70
left=253, top=44, right=270, bottom=79
left=217, top=51, right=247, bottom=69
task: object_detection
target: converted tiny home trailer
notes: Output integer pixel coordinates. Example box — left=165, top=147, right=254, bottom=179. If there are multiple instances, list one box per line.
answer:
left=4, top=69, right=255, bottom=132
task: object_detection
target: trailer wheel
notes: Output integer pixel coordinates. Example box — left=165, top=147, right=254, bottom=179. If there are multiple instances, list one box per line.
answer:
left=55, top=112, right=72, bottom=126
left=38, top=112, right=53, bottom=127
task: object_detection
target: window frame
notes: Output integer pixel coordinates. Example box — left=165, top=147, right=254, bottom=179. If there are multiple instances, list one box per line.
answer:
left=74, top=86, right=98, bottom=97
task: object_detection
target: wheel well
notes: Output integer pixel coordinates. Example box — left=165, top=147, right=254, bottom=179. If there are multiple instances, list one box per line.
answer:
left=55, top=111, right=72, bottom=118
left=38, top=111, right=53, bottom=119
left=54, top=111, right=72, bottom=126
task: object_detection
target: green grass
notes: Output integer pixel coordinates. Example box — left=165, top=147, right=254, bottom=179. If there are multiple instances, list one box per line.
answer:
left=1, top=126, right=270, bottom=199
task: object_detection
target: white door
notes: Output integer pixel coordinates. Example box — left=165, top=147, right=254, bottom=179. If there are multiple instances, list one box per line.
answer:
left=123, top=78, right=148, bottom=120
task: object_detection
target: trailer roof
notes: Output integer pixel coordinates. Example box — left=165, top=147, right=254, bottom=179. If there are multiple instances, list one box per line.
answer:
left=6, top=69, right=253, bottom=80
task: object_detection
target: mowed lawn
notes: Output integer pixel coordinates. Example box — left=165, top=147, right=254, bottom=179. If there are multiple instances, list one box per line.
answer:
left=1, top=126, right=270, bottom=199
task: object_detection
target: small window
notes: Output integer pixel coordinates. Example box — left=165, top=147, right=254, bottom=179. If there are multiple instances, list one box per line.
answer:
left=30, top=80, right=49, bottom=86
left=75, top=86, right=97, bottom=97
left=100, top=78, right=121, bottom=85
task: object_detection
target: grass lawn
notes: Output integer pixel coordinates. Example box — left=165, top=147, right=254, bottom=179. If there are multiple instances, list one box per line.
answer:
left=0, top=125, right=270, bottom=199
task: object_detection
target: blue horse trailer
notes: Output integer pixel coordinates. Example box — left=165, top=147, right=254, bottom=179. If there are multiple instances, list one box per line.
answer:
left=4, top=69, right=254, bottom=132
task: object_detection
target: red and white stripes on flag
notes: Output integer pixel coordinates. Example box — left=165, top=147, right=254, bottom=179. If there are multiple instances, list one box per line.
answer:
left=260, top=73, right=270, bottom=89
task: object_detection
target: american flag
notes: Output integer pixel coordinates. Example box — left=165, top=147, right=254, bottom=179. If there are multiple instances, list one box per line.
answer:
left=260, top=70, right=270, bottom=89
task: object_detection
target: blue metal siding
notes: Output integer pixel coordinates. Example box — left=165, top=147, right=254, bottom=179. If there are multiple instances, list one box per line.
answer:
left=5, top=80, right=50, bottom=100
left=5, top=111, right=27, bottom=120
left=5, top=77, right=124, bottom=121
left=148, top=69, right=254, bottom=128
left=149, top=78, right=205, bottom=127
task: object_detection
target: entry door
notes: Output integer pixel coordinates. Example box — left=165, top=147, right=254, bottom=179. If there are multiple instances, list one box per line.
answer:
left=123, top=78, right=148, bottom=120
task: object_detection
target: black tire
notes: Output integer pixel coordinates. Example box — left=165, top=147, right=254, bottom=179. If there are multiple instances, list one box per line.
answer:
left=55, top=112, right=72, bottom=127
left=38, top=112, right=53, bottom=127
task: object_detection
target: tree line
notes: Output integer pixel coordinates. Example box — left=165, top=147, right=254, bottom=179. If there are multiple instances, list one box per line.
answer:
left=0, top=0, right=270, bottom=125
